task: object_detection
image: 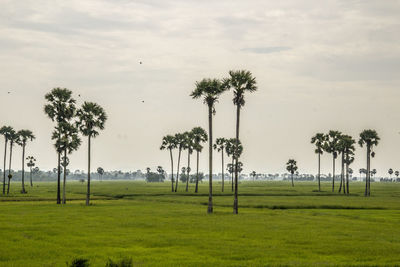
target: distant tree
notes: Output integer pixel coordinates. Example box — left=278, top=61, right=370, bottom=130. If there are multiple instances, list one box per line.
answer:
left=191, top=127, right=207, bottom=193
left=342, top=135, right=355, bottom=195
left=183, top=131, right=194, bottom=192
left=55, top=121, right=81, bottom=204
left=395, top=171, right=399, bottom=180
left=160, top=135, right=177, bottom=192
left=76, top=101, right=107, bottom=206
left=250, top=170, right=257, bottom=182
left=324, top=130, right=342, bottom=192
left=286, top=159, right=298, bottom=187
left=173, top=133, right=185, bottom=192
left=225, top=138, right=243, bottom=192
left=388, top=168, right=393, bottom=178
left=7, top=130, right=19, bottom=194
left=311, top=133, right=326, bottom=192
left=224, top=70, right=257, bottom=214
left=213, top=137, right=227, bottom=192
left=16, top=130, right=35, bottom=193
left=26, top=156, right=36, bottom=187
left=358, top=129, right=380, bottom=196
left=191, top=78, right=228, bottom=213
left=0, top=126, right=14, bottom=195
left=44, top=87, right=76, bottom=204
left=97, top=167, right=104, bottom=181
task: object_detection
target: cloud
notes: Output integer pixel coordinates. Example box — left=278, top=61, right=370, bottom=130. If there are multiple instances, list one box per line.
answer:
left=241, top=47, right=291, bottom=54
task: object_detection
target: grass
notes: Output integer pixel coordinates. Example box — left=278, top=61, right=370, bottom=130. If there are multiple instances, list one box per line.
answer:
left=0, top=181, right=400, bottom=266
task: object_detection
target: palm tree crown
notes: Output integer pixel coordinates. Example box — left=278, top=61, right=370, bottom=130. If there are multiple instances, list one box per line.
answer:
left=160, top=135, right=177, bottom=151
left=16, top=130, right=35, bottom=146
left=191, top=78, right=227, bottom=108
left=225, top=70, right=257, bottom=107
left=76, top=102, right=107, bottom=138
left=311, top=133, right=326, bottom=154
left=286, top=159, right=298, bottom=174
left=358, top=129, right=380, bottom=148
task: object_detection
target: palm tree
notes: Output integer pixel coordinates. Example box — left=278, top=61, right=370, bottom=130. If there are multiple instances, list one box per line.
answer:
left=44, top=87, right=76, bottom=204
left=160, top=135, right=177, bottom=192
left=191, top=78, right=228, bottom=213
left=358, top=129, right=380, bottom=196
left=55, top=121, right=81, bottom=204
left=183, top=131, right=194, bottom=192
left=250, top=170, right=257, bottom=182
left=213, top=138, right=227, bottom=192
left=0, top=126, right=14, bottom=195
left=174, top=133, right=185, bottom=192
left=6, top=130, right=18, bottom=194
left=340, top=135, right=355, bottom=195
left=97, top=167, right=104, bottom=181
left=286, top=159, right=298, bottom=187
left=388, top=168, right=393, bottom=179
left=76, top=102, right=107, bottom=206
left=16, top=130, right=35, bottom=194
left=26, top=156, right=36, bottom=187
left=191, top=127, right=207, bottom=193
left=324, top=131, right=342, bottom=192
left=395, top=171, right=399, bottom=181
left=225, top=70, right=257, bottom=214
left=311, top=133, right=326, bottom=192
left=225, top=138, right=243, bottom=192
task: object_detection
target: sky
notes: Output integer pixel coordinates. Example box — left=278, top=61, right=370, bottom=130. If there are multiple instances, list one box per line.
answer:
left=1, top=0, right=400, bottom=176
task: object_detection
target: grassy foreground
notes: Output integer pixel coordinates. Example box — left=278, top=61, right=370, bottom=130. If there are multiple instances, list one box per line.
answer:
left=0, top=181, right=399, bottom=266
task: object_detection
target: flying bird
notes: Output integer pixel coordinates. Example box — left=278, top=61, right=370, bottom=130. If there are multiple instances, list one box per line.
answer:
left=139, top=61, right=142, bottom=64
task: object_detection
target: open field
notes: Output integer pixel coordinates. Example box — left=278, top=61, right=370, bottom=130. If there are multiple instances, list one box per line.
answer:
left=1, top=181, right=400, bottom=266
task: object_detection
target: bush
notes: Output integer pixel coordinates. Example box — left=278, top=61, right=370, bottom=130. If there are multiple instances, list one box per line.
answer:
left=67, top=258, right=89, bottom=267
left=105, top=257, right=132, bottom=267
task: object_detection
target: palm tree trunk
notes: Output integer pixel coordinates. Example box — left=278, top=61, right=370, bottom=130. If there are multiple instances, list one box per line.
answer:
left=175, top=147, right=181, bottom=192
left=7, top=141, right=13, bottom=194
left=186, top=151, right=191, bottom=192
left=169, top=148, right=174, bottom=192
left=30, top=167, right=33, bottom=187
left=57, top=152, right=61, bottom=204
left=62, top=148, right=67, bottom=204
left=2, top=138, right=7, bottom=195
left=231, top=157, right=234, bottom=192
left=332, top=156, right=335, bottom=192
left=291, top=173, right=294, bottom=187
left=317, top=153, right=321, bottom=192
left=195, top=150, right=199, bottom=193
left=221, top=150, right=224, bottom=192
left=86, top=135, right=91, bottom=206
left=233, top=105, right=241, bottom=214
left=21, top=143, right=26, bottom=194
left=346, top=159, right=349, bottom=195
left=366, top=145, right=370, bottom=197
left=207, top=104, right=213, bottom=214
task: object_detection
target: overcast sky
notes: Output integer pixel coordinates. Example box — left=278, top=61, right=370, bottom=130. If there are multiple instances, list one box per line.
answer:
left=1, top=0, right=400, bottom=176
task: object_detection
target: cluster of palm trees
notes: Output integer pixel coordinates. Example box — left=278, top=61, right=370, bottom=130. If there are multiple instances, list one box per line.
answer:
left=160, top=127, right=208, bottom=193
left=0, top=126, right=35, bottom=194
left=190, top=69, right=257, bottom=214
left=311, top=129, right=379, bottom=196
left=44, top=87, right=107, bottom=205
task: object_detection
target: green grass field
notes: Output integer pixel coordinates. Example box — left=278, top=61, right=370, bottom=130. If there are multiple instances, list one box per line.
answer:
left=1, top=181, right=399, bottom=266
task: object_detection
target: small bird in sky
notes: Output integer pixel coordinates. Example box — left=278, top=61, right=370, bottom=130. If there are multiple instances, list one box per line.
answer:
left=7, top=91, right=10, bottom=94
left=78, top=94, right=81, bottom=97
left=139, top=61, right=142, bottom=64
left=142, top=100, right=144, bottom=103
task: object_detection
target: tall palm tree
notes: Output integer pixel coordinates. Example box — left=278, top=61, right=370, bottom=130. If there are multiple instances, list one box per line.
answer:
left=26, top=156, right=36, bottom=187
left=191, top=78, right=228, bottom=213
left=6, top=130, right=18, bottom=194
left=0, top=126, right=14, bottom=195
left=44, top=87, right=76, bottom=204
left=395, top=171, right=399, bottom=180
left=311, top=133, right=326, bottom=192
left=225, top=70, right=257, bottom=214
left=213, top=137, right=227, bottom=192
left=160, top=135, right=177, bottom=192
left=76, top=102, right=107, bottom=206
left=174, top=133, right=185, bottom=192
left=324, top=130, right=342, bottom=192
left=183, top=131, right=194, bottom=192
left=286, top=159, right=298, bottom=187
left=54, top=121, right=81, bottom=204
left=339, top=135, right=355, bottom=195
left=358, top=129, right=380, bottom=197
left=97, top=167, right=104, bottom=181
left=191, top=127, right=207, bottom=193
left=16, top=130, right=35, bottom=194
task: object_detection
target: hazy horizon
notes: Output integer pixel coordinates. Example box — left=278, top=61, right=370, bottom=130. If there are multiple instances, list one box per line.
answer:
left=1, top=0, right=400, bottom=175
